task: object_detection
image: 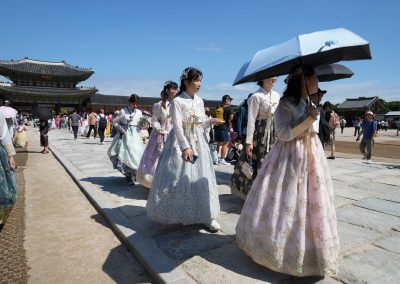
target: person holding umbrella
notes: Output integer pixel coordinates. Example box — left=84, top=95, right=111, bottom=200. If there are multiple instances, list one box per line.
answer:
left=236, top=65, right=339, bottom=277
left=230, top=77, right=280, bottom=200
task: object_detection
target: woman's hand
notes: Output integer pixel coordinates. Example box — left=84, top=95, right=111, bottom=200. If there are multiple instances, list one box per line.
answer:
left=181, top=148, right=193, bottom=162
left=210, top=118, right=223, bottom=125
left=9, top=156, right=16, bottom=171
left=158, top=129, right=167, bottom=136
left=306, top=105, right=319, bottom=120
left=246, top=144, right=253, bottom=157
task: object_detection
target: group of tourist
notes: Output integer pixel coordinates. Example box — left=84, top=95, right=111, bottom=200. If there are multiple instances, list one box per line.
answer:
left=103, top=65, right=339, bottom=277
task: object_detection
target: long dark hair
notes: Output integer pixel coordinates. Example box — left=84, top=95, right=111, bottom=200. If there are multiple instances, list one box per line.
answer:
left=160, top=80, right=178, bottom=100
left=282, top=65, right=315, bottom=105
left=178, top=67, right=203, bottom=96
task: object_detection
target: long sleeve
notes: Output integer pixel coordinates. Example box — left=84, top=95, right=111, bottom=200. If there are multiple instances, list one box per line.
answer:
left=112, top=109, right=127, bottom=133
left=199, top=99, right=212, bottom=130
left=274, top=99, right=314, bottom=142
left=0, top=114, right=16, bottom=156
left=171, top=100, right=190, bottom=151
left=151, top=103, right=162, bottom=132
left=245, top=94, right=260, bottom=144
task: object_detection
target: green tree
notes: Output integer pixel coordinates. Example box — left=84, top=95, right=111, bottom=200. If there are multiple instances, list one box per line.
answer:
left=372, top=99, right=389, bottom=114
left=385, top=101, right=400, bottom=111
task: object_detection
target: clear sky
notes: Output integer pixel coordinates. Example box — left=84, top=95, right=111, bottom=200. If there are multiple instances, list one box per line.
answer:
left=0, top=0, right=399, bottom=104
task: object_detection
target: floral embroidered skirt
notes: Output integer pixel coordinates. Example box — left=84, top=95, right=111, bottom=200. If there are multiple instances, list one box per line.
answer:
left=107, top=126, right=145, bottom=181
left=236, top=135, right=339, bottom=277
left=146, top=127, right=220, bottom=225
left=137, top=127, right=171, bottom=188
left=231, top=119, right=275, bottom=200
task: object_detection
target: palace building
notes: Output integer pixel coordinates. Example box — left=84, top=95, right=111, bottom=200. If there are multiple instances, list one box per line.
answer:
left=0, top=57, right=97, bottom=112
left=0, top=57, right=230, bottom=115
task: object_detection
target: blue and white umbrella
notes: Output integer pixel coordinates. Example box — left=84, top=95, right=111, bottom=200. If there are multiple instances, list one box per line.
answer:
left=233, top=28, right=371, bottom=85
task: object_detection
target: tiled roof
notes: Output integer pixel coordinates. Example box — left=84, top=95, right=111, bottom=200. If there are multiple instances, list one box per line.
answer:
left=385, top=111, right=400, bottom=116
left=0, top=58, right=94, bottom=77
left=0, top=83, right=96, bottom=96
left=90, top=94, right=159, bottom=106
left=337, top=96, right=379, bottom=109
left=0, top=83, right=97, bottom=104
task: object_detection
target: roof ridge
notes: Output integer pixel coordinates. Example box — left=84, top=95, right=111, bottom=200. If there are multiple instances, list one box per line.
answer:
left=0, top=58, right=93, bottom=71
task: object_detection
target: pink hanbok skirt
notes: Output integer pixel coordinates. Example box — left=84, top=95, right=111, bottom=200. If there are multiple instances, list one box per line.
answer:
left=236, top=134, right=339, bottom=277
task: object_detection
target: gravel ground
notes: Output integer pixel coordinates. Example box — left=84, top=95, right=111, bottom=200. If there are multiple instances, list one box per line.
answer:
left=0, top=145, right=28, bottom=284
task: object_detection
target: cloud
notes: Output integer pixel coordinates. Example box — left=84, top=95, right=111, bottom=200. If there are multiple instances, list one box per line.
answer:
left=193, top=43, right=222, bottom=52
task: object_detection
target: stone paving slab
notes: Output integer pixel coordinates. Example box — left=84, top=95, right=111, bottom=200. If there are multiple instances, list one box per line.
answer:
left=380, top=191, right=400, bottom=203
left=334, top=196, right=355, bottom=208
left=47, top=129, right=400, bottom=283
left=337, top=205, right=400, bottom=233
left=182, top=242, right=290, bottom=284
left=374, top=231, right=400, bottom=254
left=338, top=245, right=400, bottom=284
left=350, top=180, right=399, bottom=196
left=337, top=221, right=382, bottom=254
left=355, top=198, right=400, bottom=217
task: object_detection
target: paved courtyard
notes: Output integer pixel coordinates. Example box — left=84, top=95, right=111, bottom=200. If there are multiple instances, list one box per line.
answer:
left=47, top=128, right=400, bottom=284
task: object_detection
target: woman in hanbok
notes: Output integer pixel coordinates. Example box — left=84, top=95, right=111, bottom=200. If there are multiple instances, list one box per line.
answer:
left=146, top=67, right=221, bottom=231
left=13, top=121, right=28, bottom=148
left=137, top=81, right=178, bottom=188
left=0, top=111, right=17, bottom=229
left=236, top=65, right=339, bottom=277
left=107, top=94, right=145, bottom=185
left=231, top=77, right=280, bottom=200
left=105, top=114, right=111, bottom=137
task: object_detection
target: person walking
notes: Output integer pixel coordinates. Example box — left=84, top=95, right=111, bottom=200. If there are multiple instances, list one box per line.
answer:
left=323, top=102, right=339, bottom=159
left=97, top=109, right=107, bottom=145
left=107, top=94, right=145, bottom=185
left=69, top=109, right=81, bottom=140
left=146, top=67, right=222, bottom=232
left=354, top=117, right=362, bottom=136
left=213, top=95, right=234, bottom=165
left=234, top=93, right=253, bottom=145
left=231, top=77, right=280, bottom=200
left=356, top=110, right=377, bottom=161
left=39, top=119, right=49, bottom=154
left=86, top=110, right=97, bottom=139
left=0, top=111, right=17, bottom=229
left=136, top=81, right=178, bottom=188
left=236, top=65, right=339, bottom=277
left=340, top=117, right=346, bottom=134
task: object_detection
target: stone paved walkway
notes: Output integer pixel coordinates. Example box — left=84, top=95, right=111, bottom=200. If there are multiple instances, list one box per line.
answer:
left=48, top=128, right=400, bottom=284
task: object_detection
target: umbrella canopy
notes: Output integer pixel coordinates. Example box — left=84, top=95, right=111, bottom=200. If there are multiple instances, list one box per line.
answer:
left=233, top=28, right=371, bottom=85
left=315, top=63, right=354, bottom=82
left=0, top=106, right=18, bottom=118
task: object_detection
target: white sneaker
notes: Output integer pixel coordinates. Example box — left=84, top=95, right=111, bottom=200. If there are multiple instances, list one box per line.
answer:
left=219, top=159, right=229, bottom=165
left=367, top=159, right=372, bottom=162
left=213, top=161, right=220, bottom=165
left=205, top=219, right=221, bottom=231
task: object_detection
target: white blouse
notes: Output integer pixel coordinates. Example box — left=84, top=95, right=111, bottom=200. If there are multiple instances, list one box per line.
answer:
left=246, top=87, right=280, bottom=144
left=113, top=107, right=143, bottom=131
left=0, top=112, right=16, bottom=155
left=274, top=97, right=316, bottom=142
left=170, top=92, right=211, bottom=151
left=151, top=101, right=171, bottom=132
